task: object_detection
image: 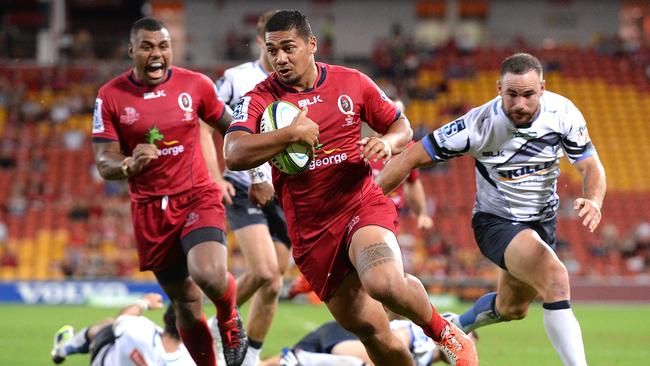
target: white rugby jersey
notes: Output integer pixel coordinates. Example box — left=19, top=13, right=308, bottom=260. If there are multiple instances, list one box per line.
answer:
left=422, top=91, right=594, bottom=222
left=390, top=319, right=437, bottom=366
left=216, top=60, right=272, bottom=186
left=102, top=315, right=195, bottom=366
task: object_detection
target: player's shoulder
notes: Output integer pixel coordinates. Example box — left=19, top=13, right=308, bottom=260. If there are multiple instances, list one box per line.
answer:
left=322, top=62, right=363, bottom=80
left=542, top=90, right=578, bottom=110
left=172, top=66, right=212, bottom=83
left=460, top=96, right=499, bottom=127
left=224, top=61, right=257, bottom=76
left=98, top=69, right=132, bottom=93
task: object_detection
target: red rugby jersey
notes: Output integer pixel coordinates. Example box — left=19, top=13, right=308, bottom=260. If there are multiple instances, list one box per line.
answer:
left=370, top=158, right=419, bottom=210
left=227, top=62, right=400, bottom=243
left=92, top=67, right=225, bottom=201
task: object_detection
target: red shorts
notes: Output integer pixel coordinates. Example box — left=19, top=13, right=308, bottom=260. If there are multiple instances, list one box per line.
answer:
left=292, top=190, right=398, bottom=301
left=131, top=184, right=226, bottom=272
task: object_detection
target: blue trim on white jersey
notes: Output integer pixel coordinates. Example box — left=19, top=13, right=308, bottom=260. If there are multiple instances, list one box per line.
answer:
left=573, top=147, right=596, bottom=163
left=422, top=134, right=438, bottom=161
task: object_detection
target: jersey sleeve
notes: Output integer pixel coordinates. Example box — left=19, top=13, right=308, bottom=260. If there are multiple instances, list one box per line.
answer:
left=421, top=110, right=475, bottom=162
left=226, top=90, right=268, bottom=135
left=560, top=100, right=595, bottom=164
left=91, top=87, right=119, bottom=142
left=359, top=72, right=400, bottom=134
left=406, top=168, right=420, bottom=183
left=197, top=74, right=226, bottom=125
left=215, top=71, right=234, bottom=107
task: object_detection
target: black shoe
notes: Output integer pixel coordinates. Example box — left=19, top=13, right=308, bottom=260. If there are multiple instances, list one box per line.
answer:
left=219, top=310, right=248, bottom=366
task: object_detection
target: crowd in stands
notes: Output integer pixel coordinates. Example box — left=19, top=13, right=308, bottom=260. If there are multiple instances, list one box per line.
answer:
left=0, top=30, right=649, bottom=289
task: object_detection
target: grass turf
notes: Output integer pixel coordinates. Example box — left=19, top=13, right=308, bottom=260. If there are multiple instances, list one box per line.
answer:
left=1, top=302, right=648, bottom=365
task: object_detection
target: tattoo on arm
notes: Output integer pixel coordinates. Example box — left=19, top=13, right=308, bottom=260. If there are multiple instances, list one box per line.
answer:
left=356, top=242, right=397, bottom=276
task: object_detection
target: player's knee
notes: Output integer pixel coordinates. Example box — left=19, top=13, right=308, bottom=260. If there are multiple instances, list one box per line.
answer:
left=190, top=264, right=228, bottom=294
left=259, top=275, right=283, bottom=299
left=363, top=275, right=402, bottom=304
left=499, top=303, right=529, bottom=320
left=541, top=261, right=570, bottom=300
left=250, top=266, right=279, bottom=288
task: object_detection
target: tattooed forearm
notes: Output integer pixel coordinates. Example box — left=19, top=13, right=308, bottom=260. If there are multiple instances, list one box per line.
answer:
left=356, top=242, right=397, bottom=276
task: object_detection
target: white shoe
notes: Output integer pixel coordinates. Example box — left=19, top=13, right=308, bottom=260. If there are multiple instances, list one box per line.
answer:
left=51, top=325, right=74, bottom=364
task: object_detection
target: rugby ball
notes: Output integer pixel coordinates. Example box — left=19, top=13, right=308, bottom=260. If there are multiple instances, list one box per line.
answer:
left=260, top=101, right=312, bottom=175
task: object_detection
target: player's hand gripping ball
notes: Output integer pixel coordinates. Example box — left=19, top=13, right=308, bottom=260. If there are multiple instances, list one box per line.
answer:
left=260, top=101, right=313, bottom=174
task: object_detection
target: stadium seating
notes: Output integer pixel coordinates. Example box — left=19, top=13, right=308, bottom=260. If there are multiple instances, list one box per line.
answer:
left=0, top=47, right=648, bottom=283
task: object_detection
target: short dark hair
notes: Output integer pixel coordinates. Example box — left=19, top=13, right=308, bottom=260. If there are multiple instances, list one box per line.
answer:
left=130, top=17, right=166, bottom=43
left=265, top=10, right=313, bottom=40
left=500, top=53, right=543, bottom=78
left=257, top=10, right=279, bottom=38
left=163, top=304, right=180, bottom=340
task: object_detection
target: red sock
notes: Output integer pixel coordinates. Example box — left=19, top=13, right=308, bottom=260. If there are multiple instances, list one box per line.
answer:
left=177, top=315, right=217, bottom=366
left=208, top=272, right=237, bottom=323
left=420, top=304, right=447, bottom=342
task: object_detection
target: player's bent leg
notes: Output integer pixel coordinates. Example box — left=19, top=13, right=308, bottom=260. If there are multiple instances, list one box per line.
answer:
left=504, top=230, right=587, bottom=366
left=160, top=276, right=217, bottom=366
left=348, top=226, right=431, bottom=323
left=234, top=224, right=280, bottom=304
left=187, top=240, right=248, bottom=366
left=326, top=273, right=415, bottom=366
left=349, top=225, right=477, bottom=365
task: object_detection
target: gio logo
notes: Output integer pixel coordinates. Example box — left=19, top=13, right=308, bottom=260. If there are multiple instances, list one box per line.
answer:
left=145, top=126, right=184, bottom=156
left=298, top=95, right=323, bottom=108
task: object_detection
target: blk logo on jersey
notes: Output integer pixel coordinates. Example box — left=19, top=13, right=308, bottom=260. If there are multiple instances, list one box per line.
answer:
left=143, top=90, right=166, bottom=100
left=298, top=95, right=323, bottom=108
left=119, top=107, right=140, bottom=125
left=178, top=92, right=194, bottom=121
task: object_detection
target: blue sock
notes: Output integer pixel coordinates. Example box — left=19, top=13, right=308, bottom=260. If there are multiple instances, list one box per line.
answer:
left=458, top=292, right=502, bottom=333
left=63, top=327, right=90, bottom=355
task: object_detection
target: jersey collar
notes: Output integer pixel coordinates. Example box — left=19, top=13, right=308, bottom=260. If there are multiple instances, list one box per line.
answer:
left=273, top=62, right=327, bottom=93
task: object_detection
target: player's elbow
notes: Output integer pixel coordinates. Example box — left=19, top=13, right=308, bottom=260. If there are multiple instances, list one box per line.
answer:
left=223, top=141, right=250, bottom=171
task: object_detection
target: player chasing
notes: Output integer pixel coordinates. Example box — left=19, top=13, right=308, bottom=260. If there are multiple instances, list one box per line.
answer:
left=200, top=10, right=292, bottom=366
left=50, top=293, right=195, bottom=365
left=224, top=9, right=477, bottom=366
left=377, top=53, right=606, bottom=366
left=91, top=17, right=246, bottom=366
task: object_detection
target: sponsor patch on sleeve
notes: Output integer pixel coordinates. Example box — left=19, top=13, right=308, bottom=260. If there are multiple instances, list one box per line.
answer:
left=92, top=98, right=104, bottom=133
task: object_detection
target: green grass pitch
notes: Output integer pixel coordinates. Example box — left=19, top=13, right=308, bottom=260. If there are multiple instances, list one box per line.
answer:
left=1, top=302, right=648, bottom=365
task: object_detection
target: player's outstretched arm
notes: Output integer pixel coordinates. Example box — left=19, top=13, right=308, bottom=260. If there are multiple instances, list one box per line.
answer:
left=200, top=121, right=235, bottom=204
left=358, top=115, right=412, bottom=163
left=572, top=154, right=606, bottom=232
left=376, top=141, right=435, bottom=195
left=404, top=178, right=434, bottom=230
left=224, top=108, right=319, bottom=171
left=118, top=293, right=164, bottom=317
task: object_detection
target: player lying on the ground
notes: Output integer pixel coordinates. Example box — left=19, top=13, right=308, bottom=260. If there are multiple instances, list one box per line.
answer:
left=259, top=314, right=478, bottom=366
left=50, top=293, right=195, bottom=365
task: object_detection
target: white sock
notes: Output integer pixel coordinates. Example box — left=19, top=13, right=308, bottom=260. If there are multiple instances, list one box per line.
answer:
left=543, top=305, right=587, bottom=366
left=296, top=349, right=366, bottom=366
left=242, top=344, right=261, bottom=366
